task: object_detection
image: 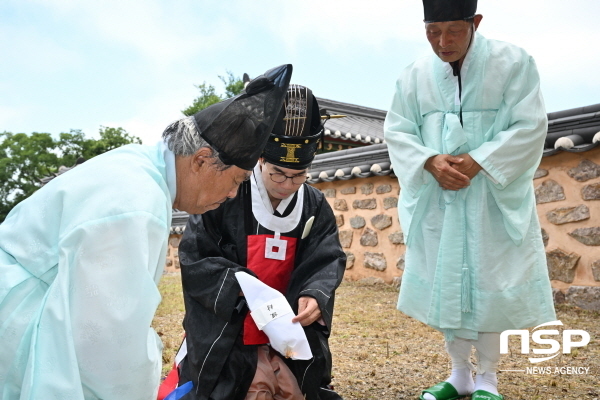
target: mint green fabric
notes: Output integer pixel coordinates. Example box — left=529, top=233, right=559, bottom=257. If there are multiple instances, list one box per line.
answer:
left=0, top=144, right=172, bottom=399
left=384, top=34, right=556, bottom=339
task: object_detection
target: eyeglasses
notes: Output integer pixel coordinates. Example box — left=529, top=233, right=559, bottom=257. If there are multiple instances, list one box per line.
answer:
left=269, top=172, right=308, bottom=185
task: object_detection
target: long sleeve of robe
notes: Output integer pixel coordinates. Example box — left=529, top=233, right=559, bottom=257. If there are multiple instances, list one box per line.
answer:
left=384, top=33, right=556, bottom=339
left=0, top=144, right=172, bottom=399
left=178, top=182, right=345, bottom=400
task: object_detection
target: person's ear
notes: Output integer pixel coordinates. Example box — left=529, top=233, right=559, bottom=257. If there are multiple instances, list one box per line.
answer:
left=191, top=147, right=213, bottom=173
left=473, top=14, right=483, bottom=31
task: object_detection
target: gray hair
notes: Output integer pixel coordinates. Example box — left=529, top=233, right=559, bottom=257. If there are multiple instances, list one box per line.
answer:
left=162, top=116, right=231, bottom=171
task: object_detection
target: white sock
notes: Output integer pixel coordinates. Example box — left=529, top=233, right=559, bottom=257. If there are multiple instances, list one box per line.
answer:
left=475, top=372, right=498, bottom=395
left=423, top=338, right=474, bottom=399
left=473, top=332, right=501, bottom=395
left=423, top=368, right=474, bottom=399
left=447, top=367, right=475, bottom=395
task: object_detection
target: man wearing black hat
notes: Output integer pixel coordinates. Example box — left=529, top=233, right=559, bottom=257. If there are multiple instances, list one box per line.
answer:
left=0, top=65, right=291, bottom=399
left=384, top=1, right=555, bottom=400
left=175, top=85, right=345, bottom=400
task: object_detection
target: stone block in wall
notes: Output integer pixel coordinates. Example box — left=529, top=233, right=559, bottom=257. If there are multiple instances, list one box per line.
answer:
left=567, top=159, right=600, bottom=182
left=361, top=183, right=374, bottom=195
left=376, top=184, right=392, bottom=194
left=322, top=189, right=336, bottom=198
left=335, top=214, right=344, bottom=227
left=552, top=288, right=566, bottom=305
left=582, top=183, right=600, bottom=200
left=334, top=199, right=348, bottom=211
left=371, top=214, right=392, bottom=230
left=341, top=186, right=356, bottom=195
left=396, top=254, right=405, bottom=270
left=565, top=286, right=600, bottom=311
left=384, top=197, right=398, bottom=209
left=169, top=236, right=181, bottom=248
left=534, top=168, right=548, bottom=179
left=360, top=228, right=378, bottom=246
left=592, top=260, right=600, bottom=281
left=166, top=258, right=173, bottom=267
left=339, top=230, right=353, bottom=248
left=568, top=227, right=600, bottom=246
left=353, top=199, right=377, bottom=210
left=542, top=228, right=549, bottom=247
left=392, top=276, right=402, bottom=290
left=535, top=180, right=565, bottom=204
left=546, top=204, right=589, bottom=225
left=345, top=251, right=355, bottom=269
left=389, top=231, right=405, bottom=245
left=350, top=216, right=366, bottom=229
left=546, top=248, right=580, bottom=283
left=364, top=252, right=387, bottom=271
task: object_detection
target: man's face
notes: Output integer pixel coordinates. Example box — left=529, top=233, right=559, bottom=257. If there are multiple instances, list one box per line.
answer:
left=425, top=15, right=482, bottom=63
left=174, top=149, right=251, bottom=214
left=260, top=161, right=307, bottom=201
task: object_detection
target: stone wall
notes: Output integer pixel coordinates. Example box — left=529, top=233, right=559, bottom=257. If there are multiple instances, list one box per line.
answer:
left=535, top=149, right=600, bottom=309
left=313, top=176, right=404, bottom=286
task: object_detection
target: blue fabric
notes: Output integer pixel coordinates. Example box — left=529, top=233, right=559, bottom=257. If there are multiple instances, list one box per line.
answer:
left=164, top=381, right=193, bottom=400
left=384, top=34, right=556, bottom=339
left=0, top=144, right=173, bottom=399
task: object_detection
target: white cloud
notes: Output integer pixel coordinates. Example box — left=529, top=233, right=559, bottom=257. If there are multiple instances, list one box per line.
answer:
left=237, top=0, right=425, bottom=53
left=0, top=24, right=83, bottom=75
left=98, top=84, right=202, bottom=144
left=0, top=105, right=27, bottom=128
left=25, top=0, right=240, bottom=70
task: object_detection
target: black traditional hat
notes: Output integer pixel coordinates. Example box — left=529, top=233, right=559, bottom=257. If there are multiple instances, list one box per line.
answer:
left=192, top=64, right=293, bottom=170
left=262, top=85, right=323, bottom=170
left=423, top=0, right=477, bottom=23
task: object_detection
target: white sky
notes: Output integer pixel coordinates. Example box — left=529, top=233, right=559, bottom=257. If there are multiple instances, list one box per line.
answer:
left=1, top=0, right=598, bottom=144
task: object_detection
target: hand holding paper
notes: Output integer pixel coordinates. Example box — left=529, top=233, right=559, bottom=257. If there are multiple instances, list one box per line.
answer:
left=235, top=271, right=313, bottom=360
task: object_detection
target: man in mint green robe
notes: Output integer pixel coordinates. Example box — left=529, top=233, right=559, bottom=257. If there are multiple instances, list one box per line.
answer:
left=0, top=143, right=174, bottom=399
left=384, top=2, right=555, bottom=399
left=0, top=64, right=292, bottom=399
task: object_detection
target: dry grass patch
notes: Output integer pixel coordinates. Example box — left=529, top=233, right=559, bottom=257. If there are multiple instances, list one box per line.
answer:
left=153, top=274, right=600, bottom=399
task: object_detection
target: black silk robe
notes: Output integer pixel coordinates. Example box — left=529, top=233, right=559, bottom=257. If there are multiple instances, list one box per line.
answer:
left=178, top=181, right=345, bottom=400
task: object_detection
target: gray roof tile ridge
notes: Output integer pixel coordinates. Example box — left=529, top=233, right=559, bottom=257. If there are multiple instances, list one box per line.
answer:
left=547, top=103, right=600, bottom=121
left=317, top=97, right=387, bottom=120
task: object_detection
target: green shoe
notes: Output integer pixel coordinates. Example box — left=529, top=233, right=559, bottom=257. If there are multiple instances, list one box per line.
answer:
left=471, top=390, right=504, bottom=400
left=418, top=381, right=467, bottom=400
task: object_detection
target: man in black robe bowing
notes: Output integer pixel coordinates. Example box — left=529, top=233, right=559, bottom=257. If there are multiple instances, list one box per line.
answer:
left=177, top=85, right=345, bottom=400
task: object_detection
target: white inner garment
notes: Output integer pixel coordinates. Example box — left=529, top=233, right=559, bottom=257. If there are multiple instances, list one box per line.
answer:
left=251, top=163, right=304, bottom=233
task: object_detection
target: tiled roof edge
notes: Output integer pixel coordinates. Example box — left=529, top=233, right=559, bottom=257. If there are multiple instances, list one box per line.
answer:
left=317, top=97, right=387, bottom=120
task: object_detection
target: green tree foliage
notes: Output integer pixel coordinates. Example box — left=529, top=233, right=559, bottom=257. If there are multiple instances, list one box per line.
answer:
left=0, top=127, right=141, bottom=222
left=182, top=71, right=244, bottom=116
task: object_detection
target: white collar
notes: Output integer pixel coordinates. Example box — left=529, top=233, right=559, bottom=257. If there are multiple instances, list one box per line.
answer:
left=158, top=140, right=177, bottom=205
left=251, top=163, right=304, bottom=233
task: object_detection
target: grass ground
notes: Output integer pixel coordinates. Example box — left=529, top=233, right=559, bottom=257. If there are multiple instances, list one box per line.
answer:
left=152, top=273, right=599, bottom=399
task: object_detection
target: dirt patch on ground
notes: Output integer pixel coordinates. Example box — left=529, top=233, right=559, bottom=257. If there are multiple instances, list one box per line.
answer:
left=153, top=274, right=599, bottom=399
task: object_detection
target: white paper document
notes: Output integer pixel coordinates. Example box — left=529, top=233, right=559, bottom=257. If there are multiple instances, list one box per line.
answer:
left=235, top=271, right=313, bottom=360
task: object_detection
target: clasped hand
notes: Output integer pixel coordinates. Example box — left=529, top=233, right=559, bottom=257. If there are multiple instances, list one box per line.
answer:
left=424, top=153, right=482, bottom=191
